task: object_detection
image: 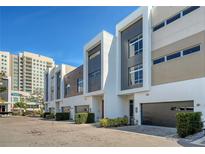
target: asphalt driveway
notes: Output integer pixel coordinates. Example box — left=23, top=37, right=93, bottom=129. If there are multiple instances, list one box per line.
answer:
left=0, top=116, right=181, bottom=147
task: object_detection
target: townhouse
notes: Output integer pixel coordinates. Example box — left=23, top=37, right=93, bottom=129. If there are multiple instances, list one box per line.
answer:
left=45, top=6, right=205, bottom=127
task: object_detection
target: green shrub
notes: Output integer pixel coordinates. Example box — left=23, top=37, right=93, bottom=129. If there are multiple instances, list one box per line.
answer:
left=47, top=113, right=55, bottom=119
left=55, top=112, right=70, bottom=121
left=176, top=112, right=203, bottom=138
left=99, top=117, right=128, bottom=128
left=43, top=112, right=50, bottom=118
left=75, top=112, right=95, bottom=124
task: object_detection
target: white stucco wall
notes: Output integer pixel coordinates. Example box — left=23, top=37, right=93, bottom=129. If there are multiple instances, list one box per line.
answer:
left=152, top=6, right=205, bottom=51
left=62, top=95, right=92, bottom=120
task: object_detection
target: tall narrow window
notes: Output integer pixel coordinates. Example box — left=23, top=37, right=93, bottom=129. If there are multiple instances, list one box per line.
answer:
left=129, top=33, right=143, bottom=58
left=77, top=78, right=83, bottom=93
left=129, top=64, right=143, bottom=86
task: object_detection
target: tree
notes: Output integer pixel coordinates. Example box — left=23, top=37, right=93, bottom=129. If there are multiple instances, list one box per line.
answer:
left=14, top=101, right=27, bottom=110
left=14, top=101, right=28, bottom=115
left=0, top=72, right=7, bottom=102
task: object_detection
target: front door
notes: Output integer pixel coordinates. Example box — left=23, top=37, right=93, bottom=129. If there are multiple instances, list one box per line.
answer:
left=129, top=100, right=134, bottom=125
left=102, top=100, right=104, bottom=118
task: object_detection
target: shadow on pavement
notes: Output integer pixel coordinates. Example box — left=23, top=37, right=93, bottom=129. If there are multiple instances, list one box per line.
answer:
left=109, top=125, right=178, bottom=138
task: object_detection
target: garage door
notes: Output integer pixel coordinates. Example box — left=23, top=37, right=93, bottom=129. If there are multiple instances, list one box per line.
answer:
left=75, top=105, right=89, bottom=113
left=141, top=101, right=194, bottom=127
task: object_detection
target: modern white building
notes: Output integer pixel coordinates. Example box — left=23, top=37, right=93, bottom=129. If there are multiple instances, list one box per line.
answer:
left=45, top=6, right=205, bottom=127
left=44, top=64, right=76, bottom=113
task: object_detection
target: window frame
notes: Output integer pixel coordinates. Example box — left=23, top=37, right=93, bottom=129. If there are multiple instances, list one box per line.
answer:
left=128, top=33, right=143, bottom=58
left=128, top=64, right=143, bottom=86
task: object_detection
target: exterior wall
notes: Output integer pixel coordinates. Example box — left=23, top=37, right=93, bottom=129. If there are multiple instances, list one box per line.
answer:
left=62, top=95, right=92, bottom=120
left=152, top=31, right=205, bottom=85
left=152, top=6, right=205, bottom=51
left=64, top=65, right=83, bottom=98
left=10, top=54, right=19, bottom=91
left=0, top=51, right=10, bottom=77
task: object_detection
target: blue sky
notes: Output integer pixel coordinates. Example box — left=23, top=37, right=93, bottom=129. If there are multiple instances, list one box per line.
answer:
left=0, top=6, right=138, bottom=66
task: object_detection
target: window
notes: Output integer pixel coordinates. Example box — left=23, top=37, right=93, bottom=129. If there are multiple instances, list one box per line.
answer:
left=89, top=51, right=100, bottom=60
left=65, top=84, right=71, bottom=96
left=167, top=52, right=181, bottom=61
left=153, top=6, right=200, bottom=32
left=182, top=6, right=200, bottom=16
left=129, top=33, right=143, bottom=57
left=153, top=57, right=165, bottom=65
left=153, top=22, right=165, bottom=32
left=77, top=78, right=83, bottom=93
left=88, top=70, right=100, bottom=79
left=183, top=45, right=200, bottom=56
left=129, top=64, right=143, bottom=86
left=166, top=13, right=181, bottom=25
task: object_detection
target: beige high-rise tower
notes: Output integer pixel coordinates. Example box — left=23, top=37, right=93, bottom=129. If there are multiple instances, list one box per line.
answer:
left=0, top=51, right=55, bottom=95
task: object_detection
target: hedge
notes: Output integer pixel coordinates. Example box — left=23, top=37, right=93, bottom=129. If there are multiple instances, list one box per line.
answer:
left=75, top=112, right=95, bottom=124
left=56, top=112, right=70, bottom=121
left=42, top=112, right=55, bottom=119
left=42, top=112, right=51, bottom=118
left=176, top=112, right=203, bottom=138
left=99, top=117, right=128, bottom=127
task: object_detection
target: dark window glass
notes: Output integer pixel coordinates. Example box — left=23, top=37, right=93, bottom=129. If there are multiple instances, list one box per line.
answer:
left=129, top=64, right=143, bottom=86
left=77, top=78, right=83, bottom=93
left=183, top=45, right=200, bottom=56
left=153, top=57, right=165, bottom=65
left=153, top=22, right=165, bottom=32
left=129, top=34, right=143, bottom=57
left=167, top=52, right=181, bottom=61
left=166, top=13, right=181, bottom=25
left=183, top=6, right=200, bottom=16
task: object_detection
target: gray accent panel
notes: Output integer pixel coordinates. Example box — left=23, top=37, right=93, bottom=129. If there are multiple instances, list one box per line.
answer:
left=141, top=101, right=194, bottom=127
left=88, top=44, right=101, bottom=74
left=121, top=19, right=143, bottom=90
left=87, top=44, right=101, bottom=92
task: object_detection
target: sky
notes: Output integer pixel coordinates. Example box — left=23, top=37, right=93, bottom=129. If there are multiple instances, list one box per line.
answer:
left=0, top=6, right=138, bottom=66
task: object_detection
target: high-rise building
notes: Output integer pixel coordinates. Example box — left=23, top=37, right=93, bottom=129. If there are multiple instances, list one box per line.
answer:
left=0, top=51, right=10, bottom=77
left=18, top=52, right=54, bottom=94
left=0, top=51, right=54, bottom=95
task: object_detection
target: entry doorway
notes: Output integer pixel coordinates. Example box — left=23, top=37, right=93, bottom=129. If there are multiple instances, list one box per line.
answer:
left=0, top=105, right=5, bottom=112
left=102, top=100, right=104, bottom=118
left=129, top=100, right=134, bottom=125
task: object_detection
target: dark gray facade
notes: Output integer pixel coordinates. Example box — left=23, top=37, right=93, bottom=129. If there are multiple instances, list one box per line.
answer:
left=64, top=65, right=83, bottom=98
left=88, top=44, right=101, bottom=92
left=56, top=71, right=61, bottom=99
left=121, top=18, right=143, bottom=90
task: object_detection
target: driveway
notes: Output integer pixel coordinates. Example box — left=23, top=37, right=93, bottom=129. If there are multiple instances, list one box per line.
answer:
left=0, top=116, right=181, bottom=147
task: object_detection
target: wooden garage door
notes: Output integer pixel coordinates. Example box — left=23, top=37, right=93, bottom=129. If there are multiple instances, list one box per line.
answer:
left=141, top=101, right=194, bottom=127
